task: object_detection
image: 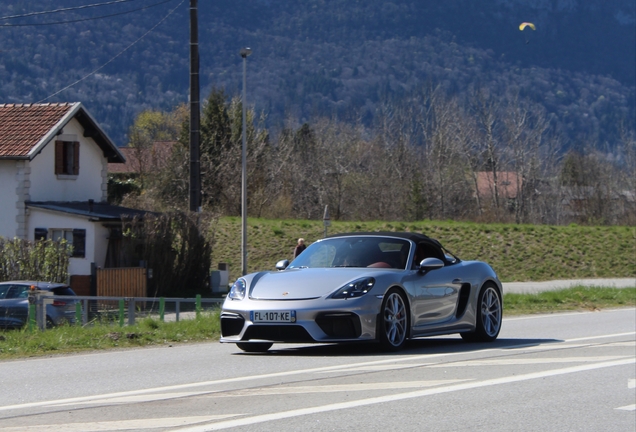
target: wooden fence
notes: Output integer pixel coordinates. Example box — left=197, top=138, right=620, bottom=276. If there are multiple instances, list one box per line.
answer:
left=96, top=267, right=147, bottom=298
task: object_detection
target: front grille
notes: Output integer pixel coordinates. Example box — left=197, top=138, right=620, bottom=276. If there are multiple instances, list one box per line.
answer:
left=221, top=313, right=245, bottom=337
left=242, top=325, right=314, bottom=342
left=315, top=312, right=362, bottom=338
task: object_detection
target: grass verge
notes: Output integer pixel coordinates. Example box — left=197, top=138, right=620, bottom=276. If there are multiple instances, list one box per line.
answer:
left=0, top=311, right=220, bottom=360
left=1, top=287, right=634, bottom=360
left=209, top=217, right=636, bottom=283
left=503, top=286, right=636, bottom=315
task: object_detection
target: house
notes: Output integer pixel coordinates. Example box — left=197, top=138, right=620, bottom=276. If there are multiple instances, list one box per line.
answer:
left=107, top=141, right=175, bottom=175
left=476, top=171, right=522, bottom=201
left=0, top=103, right=150, bottom=295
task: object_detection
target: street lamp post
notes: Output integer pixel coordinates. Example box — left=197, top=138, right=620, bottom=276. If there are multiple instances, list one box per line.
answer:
left=240, top=47, right=252, bottom=276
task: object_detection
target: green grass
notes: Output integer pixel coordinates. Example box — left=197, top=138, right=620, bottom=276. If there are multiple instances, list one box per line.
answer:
left=503, top=286, right=636, bottom=315
left=1, top=287, right=634, bottom=359
left=209, top=218, right=636, bottom=282
left=0, top=311, right=220, bottom=360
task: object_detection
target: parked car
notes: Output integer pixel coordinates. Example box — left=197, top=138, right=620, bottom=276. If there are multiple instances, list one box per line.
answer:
left=221, top=232, right=503, bottom=352
left=0, top=281, right=78, bottom=329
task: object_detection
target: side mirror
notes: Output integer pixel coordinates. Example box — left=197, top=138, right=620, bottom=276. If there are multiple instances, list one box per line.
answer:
left=419, top=257, right=444, bottom=272
left=275, top=259, right=290, bottom=270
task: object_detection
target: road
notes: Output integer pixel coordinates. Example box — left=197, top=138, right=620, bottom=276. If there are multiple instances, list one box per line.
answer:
left=0, top=308, right=634, bottom=431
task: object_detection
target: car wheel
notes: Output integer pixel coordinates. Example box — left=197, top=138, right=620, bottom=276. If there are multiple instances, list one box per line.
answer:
left=236, top=342, right=273, bottom=353
left=461, top=283, right=502, bottom=342
left=45, top=316, right=55, bottom=329
left=378, top=288, right=409, bottom=351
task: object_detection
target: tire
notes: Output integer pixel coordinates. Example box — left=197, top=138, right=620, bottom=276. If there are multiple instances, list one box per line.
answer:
left=45, top=317, right=55, bottom=329
left=378, top=288, right=409, bottom=351
left=236, top=342, right=273, bottom=353
left=461, top=283, right=502, bottom=342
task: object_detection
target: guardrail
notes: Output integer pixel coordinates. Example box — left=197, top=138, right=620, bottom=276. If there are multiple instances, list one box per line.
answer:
left=28, top=294, right=224, bottom=331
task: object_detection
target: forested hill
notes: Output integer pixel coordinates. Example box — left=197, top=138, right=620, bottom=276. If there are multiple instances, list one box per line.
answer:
left=0, top=0, right=634, bottom=147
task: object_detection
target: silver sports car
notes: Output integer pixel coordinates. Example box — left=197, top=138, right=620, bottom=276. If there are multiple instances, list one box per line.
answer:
left=220, top=232, right=503, bottom=352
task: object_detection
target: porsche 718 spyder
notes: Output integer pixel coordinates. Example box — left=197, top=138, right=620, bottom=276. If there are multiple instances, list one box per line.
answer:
left=220, top=232, right=503, bottom=352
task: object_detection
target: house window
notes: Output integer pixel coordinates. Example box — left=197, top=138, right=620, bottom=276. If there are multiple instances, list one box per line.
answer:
left=55, top=140, right=80, bottom=175
left=34, top=228, right=48, bottom=241
left=50, top=229, right=86, bottom=258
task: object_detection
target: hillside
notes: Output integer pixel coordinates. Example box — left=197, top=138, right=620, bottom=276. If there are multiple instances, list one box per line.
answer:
left=0, top=0, right=633, bottom=147
left=209, top=218, right=636, bottom=283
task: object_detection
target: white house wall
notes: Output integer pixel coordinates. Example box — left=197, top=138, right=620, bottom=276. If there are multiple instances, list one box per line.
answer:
left=26, top=208, right=108, bottom=276
left=0, top=160, right=19, bottom=239
left=28, top=118, right=107, bottom=203
left=93, top=223, right=109, bottom=272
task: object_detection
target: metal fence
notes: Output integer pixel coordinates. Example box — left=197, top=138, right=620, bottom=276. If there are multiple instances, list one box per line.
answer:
left=28, top=294, right=224, bottom=330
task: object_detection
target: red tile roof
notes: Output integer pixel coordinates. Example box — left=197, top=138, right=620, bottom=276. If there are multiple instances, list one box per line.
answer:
left=0, top=103, right=77, bottom=158
left=108, top=141, right=175, bottom=174
left=476, top=171, right=522, bottom=199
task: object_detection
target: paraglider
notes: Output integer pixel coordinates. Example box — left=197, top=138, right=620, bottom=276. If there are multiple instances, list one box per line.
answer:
left=519, top=22, right=536, bottom=44
left=519, top=22, right=536, bottom=31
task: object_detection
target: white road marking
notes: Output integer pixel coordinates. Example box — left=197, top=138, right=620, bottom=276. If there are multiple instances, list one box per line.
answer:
left=628, top=379, right=636, bottom=389
left=563, top=332, right=635, bottom=343
left=318, top=363, right=431, bottom=372
left=598, top=341, right=635, bottom=347
left=203, top=380, right=469, bottom=397
left=0, top=415, right=241, bottom=432
left=175, top=358, right=636, bottom=431
left=615, top=404, right=636, bottom=411
left=53, top=392, right=210, bottom=407
left=430, top=356, right=629, bottom=367
left=0, top=331, right=632, bottom=413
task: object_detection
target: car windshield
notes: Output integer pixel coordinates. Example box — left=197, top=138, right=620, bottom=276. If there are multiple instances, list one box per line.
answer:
left=288, top=237, right=411, bottom=269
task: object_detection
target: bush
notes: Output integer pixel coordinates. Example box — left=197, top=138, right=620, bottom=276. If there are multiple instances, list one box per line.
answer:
left=0, top=238, right=70, bottom=282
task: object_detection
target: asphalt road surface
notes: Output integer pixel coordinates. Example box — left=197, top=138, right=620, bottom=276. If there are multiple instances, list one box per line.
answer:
left=0, top=308, right=634, bottom=431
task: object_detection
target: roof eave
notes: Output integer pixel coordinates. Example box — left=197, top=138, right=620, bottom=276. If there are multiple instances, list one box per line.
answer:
left=27, top=102, right=80, bottom=160
left=75, top=105, right=126, bottom=163
left=26, top=102, right=126, bottom=163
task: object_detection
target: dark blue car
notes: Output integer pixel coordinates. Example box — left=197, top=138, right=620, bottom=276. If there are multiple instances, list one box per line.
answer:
left=0, top=281, right=78, bottom=328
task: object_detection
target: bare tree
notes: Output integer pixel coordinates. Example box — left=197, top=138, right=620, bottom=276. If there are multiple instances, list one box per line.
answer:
left=468, top=86, right=505, bottom=219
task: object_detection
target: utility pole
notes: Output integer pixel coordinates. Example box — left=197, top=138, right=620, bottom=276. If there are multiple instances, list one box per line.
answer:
left=240, top=47, right=252, bottom=276
left=189, top=0, right=201, bottom=212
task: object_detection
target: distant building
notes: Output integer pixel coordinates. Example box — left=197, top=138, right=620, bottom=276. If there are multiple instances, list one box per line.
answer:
left=107, top=141, right=175, bottom=175
left=476, top=171, right=522, bottom=200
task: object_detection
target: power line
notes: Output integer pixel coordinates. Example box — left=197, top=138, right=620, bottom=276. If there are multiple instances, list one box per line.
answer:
left=0, top=0, right=177, bottom=27
left=0, top=0, right=142, bottom=21
left=36, top=0, right=186, bottom=104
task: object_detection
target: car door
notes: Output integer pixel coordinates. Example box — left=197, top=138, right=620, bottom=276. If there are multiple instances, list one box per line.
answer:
left=0, top=284, right=29, bottom=327
left=406, top=266, right=461, bottom=328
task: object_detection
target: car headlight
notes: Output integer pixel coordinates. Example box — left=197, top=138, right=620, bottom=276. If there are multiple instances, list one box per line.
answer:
left=228, top=278, right=247, bottom=300
left=331, top=277, right=375, bottom=299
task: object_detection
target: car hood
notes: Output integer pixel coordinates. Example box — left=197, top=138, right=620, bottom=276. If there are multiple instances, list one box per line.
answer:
left=248, top=268, right=381, bottom=300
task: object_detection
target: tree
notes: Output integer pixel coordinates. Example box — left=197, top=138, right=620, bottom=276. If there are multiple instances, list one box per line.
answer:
left=468, top=86, right=504, bottom=218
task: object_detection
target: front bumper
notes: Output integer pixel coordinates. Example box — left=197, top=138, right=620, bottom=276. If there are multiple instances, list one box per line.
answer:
left=220, top=297, right=380, bottom=344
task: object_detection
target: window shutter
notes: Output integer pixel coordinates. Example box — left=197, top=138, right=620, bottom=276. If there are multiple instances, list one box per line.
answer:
left=72, top=229, right=86, bottom=258
left=73, top=141, right=80, bottom=175
left=55, top=141, right=64, bottom=174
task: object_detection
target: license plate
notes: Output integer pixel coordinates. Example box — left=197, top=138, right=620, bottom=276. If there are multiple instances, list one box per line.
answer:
left=251, top=310, right=296, bottom=323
